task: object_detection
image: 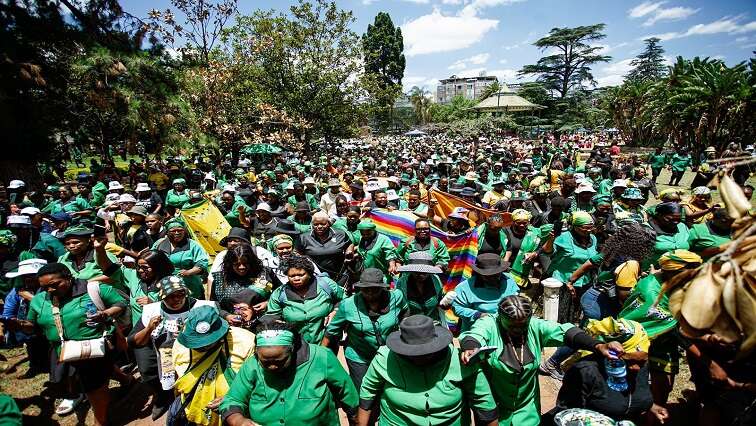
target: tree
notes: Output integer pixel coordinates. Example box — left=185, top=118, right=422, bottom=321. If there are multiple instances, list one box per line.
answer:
left=478, top=81, right=501, bottom=100
left=145, top=0, right=238, bottom=66
left=627, top=37, right=666, bottom=81
left=64, top=47, right=192, bottom=159
left=0, top=0, right=147, bottom=184
left=224, top=0, right=364, bottom=149
left=429, top=95, right=477, bottom=123
left=362, top=12, right=405, bottom=131
left=519, top=24, right=611, bottom=98
left=408, top=86, right=432, bottom=125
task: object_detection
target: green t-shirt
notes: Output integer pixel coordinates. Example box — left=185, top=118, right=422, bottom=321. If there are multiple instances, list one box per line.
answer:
left=108, top=266, right=161, bottom=326
left=460, top=316, right=573, bottom=425
left=27, top=280, right=126, bottom=353
left=332, top=219, right=360, bottom=245
left=357, top=234, right=398, bottom=276
left=687, top=222, right=731, bottom=260
left=220, top=343, right=357, bottom=426
left=395, top=274, right=443, bottom=321
left=0, top=394, right=21, bottom=426
left=58, top=250, right=124, bottom=291
left=360, top=345, right=497, bottom=426
left=547, top=231, right=598, bottom=287
left=325, top=290, right=407, bottom=364
left=648, top=153, right=667, bottom=169
left=266, top=276, right=344, bottom=343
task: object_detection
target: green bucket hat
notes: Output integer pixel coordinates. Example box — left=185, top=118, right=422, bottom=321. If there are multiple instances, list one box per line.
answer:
left=357, top=219, right=377, bottom=231
left=621, top=187, right=644, bottom=200
left=592, top=194, right=613, bottom=206
left=63, top=224, right=93, bottom=239
left=177, top=305, right=229, bottom=349
left=172, top=178, right=186, bottom=185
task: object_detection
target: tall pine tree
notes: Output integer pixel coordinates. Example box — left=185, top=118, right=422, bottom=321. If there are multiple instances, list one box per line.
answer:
left=627, top=37, right=667, bottom=81
left=362, top=12, right=405, bottom=131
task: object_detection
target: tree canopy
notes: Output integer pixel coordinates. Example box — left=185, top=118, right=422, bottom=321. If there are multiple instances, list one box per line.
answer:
left=362, top=12, right=405, bottom=131
left=519, top=24, right=611, bottom=98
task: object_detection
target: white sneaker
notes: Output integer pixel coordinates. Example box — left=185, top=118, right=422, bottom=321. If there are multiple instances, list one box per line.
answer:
left=55, top=394, right=84, bottom=416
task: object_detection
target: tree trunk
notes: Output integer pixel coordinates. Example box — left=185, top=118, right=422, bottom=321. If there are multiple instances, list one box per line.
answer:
left=0, top=158, right=43, bottom=189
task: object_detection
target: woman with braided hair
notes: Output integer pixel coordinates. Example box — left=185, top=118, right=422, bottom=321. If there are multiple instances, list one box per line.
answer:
left=460, top=294, right=624, bottom=426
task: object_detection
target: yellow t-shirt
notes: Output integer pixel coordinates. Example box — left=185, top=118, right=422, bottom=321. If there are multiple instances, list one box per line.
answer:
left=172, top=326, right=255, bottom=377
left=615, top=260, right=641, bottom=290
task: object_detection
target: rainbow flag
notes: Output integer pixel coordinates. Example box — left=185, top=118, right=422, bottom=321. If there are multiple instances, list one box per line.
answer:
left=365, top=209, right=479, bottom=292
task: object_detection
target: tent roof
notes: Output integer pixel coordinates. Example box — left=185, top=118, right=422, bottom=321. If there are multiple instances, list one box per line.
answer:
left=472, top=84, right=545, bottom=112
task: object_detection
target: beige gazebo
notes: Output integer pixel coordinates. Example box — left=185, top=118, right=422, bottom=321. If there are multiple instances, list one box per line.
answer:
left=472, top=84, right=545, bottom=113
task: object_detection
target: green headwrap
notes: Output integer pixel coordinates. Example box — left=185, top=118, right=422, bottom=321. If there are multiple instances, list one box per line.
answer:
left=172, top=178, right=186, bottom=185
left=256, top=330, right=295, bottom=347
left=570, top=211, right=594, bottom=227
left=268, top=234, right=294, bottom=252
left=164, top=219, right=185, bottom=230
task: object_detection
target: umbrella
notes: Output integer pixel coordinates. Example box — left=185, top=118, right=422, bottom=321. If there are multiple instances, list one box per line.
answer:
left=404, top=129, right=426, bottom=137
left=240, top=143, right=282, bottom=155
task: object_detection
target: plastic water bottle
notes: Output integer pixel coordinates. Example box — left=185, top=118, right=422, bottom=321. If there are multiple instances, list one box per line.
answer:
left=605, top=350, right=628, bottom=392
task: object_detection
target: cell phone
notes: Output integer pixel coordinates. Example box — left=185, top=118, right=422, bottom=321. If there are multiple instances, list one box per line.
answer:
left=94, top=224, right=107, bottom=238
left=467, top=346, right=497, bottom=363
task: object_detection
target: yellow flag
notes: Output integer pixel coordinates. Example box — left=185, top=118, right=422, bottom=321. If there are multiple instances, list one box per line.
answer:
left=178, top=199, right=231, bottom=261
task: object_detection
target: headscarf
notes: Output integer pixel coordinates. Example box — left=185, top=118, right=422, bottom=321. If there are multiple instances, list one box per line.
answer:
left=658, top=249, right=702, bottom=271
left=511, top=209, right=532, bottom=222
left=693, top=186, right=711, bottom=196
left=654, top=202, right=682, bottom=217
left=256, top=329, right=295, bottom=347
left=566, top=317, right=651, bottom=367
left=270, top=234, right=293, bottom=249
left=164, top=219, right=186, bottom=230
left=158, top=276, right=188, bottom=299
left=657, top=188, right=684, bottom=201
left=569, top=211, right=594, bottom=227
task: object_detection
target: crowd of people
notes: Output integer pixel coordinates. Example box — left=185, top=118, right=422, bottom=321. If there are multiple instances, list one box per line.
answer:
left=0, top=133, right=753, bottom=426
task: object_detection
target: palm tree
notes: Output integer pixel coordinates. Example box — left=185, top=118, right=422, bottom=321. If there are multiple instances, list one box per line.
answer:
left=408, top=86, right=433, bottom=125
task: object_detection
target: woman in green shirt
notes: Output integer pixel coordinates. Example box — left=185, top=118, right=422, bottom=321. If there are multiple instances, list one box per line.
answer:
left=151, top=219, right=209, bottom=299
left=545, top=211, right=598, bottom=323
left=288, top=201, right=314, bottom=233
left=459, top=295, right=623, bottom=426
left=355, top=219, right=399, bottom=278
left=164, top=178, right=190, bottom=213
left=266, top=254, right=344, bottom=343
left=395, top=252, right=445, bottom=320
left=358, top=315, right=499, bottom=426
left=332, top=205, right=362, bottom=245
left=58, top=225, right=122, bottom=285
left=687, top=208, right=733, bottom=260
left=323, top=268, right=408, bottom=391
left=45, top=185, right=93, bottom=218
left=12, top=263, right=126, bottom=426
left=221, top=322, right=358, bottom=426
left=645, top=202, right=690, bottom=269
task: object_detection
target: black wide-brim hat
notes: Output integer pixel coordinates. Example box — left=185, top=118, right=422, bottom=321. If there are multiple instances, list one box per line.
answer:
left=220, top=227, right=251, bottom=247
left=386, top=315, right=453, bottom=356
left=273, top=219, right=301, bottom=235
left=470, top=253, right=509, bottom=275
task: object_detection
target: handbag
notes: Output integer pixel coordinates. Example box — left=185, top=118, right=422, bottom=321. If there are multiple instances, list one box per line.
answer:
left=52, top=297, right=107, bottom=363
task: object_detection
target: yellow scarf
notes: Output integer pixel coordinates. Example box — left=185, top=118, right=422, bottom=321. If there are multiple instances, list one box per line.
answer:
left=174, top=345, right=230, bottom=426
left=563, top=317, right=651, bottom=369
